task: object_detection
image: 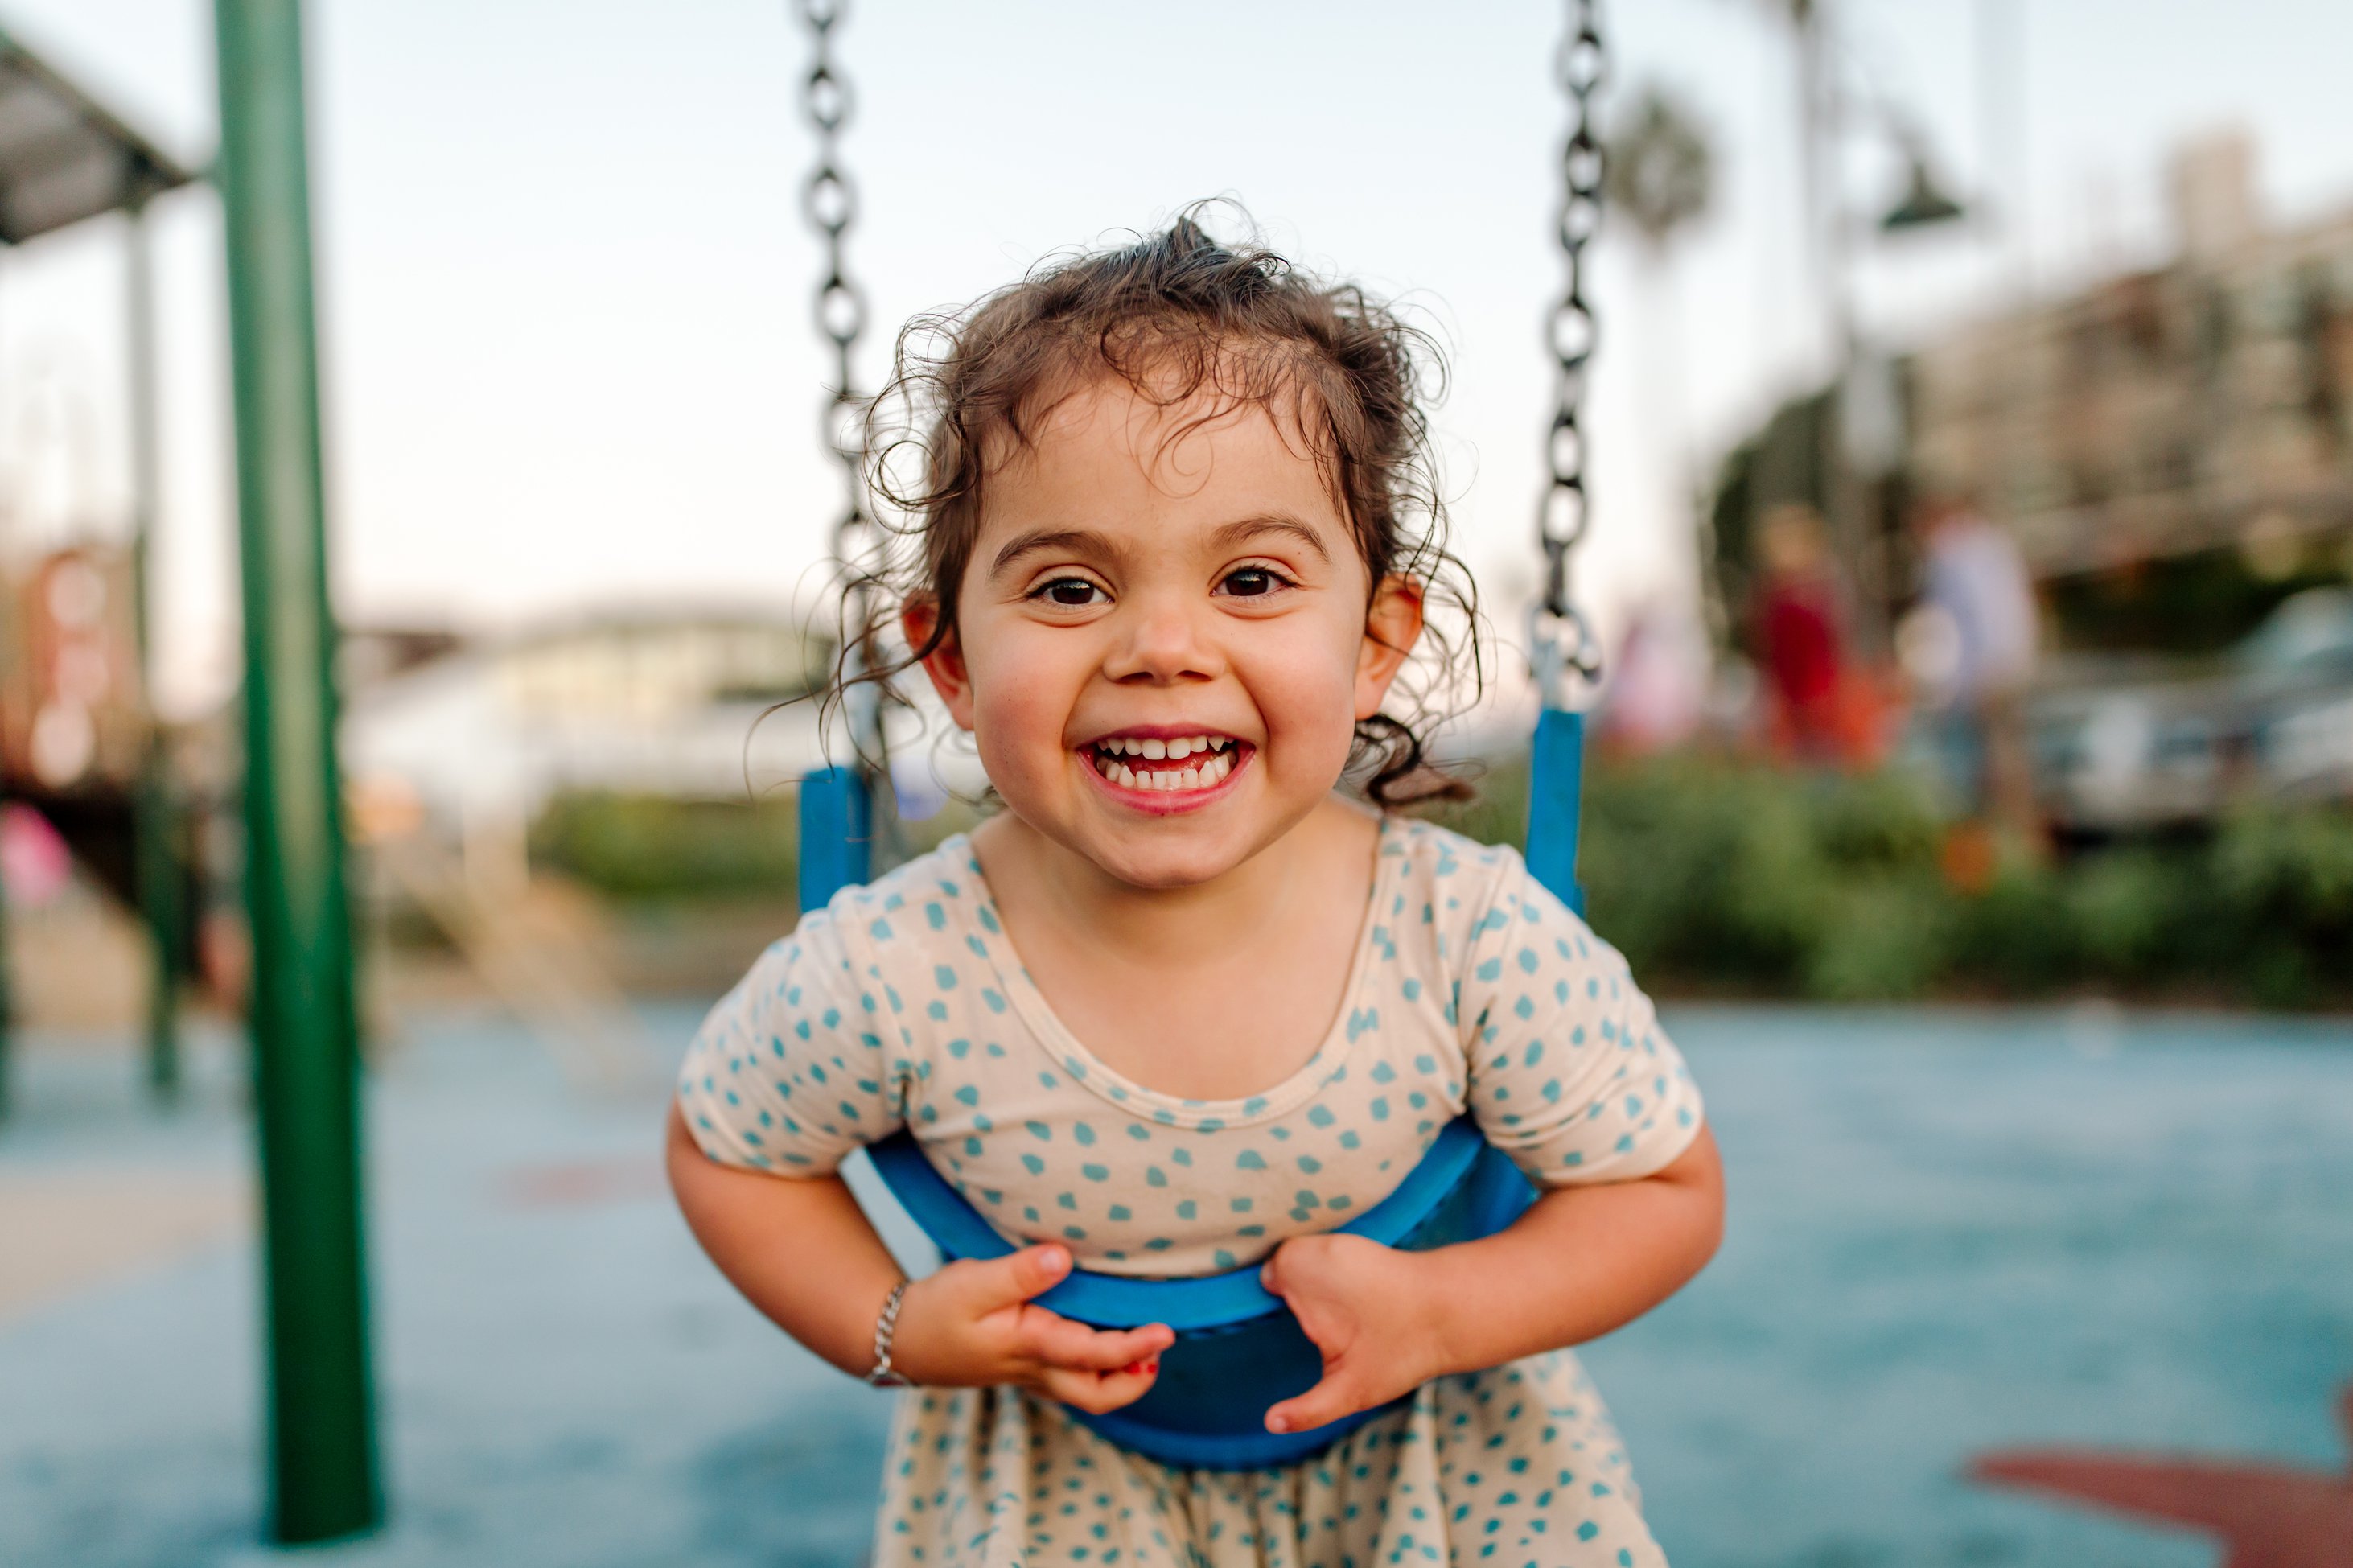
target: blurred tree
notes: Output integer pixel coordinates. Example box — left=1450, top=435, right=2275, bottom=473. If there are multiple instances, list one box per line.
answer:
left=1606, top=85, right=1714, bottom=250
left=1605, top=83, right=1720, bottom=638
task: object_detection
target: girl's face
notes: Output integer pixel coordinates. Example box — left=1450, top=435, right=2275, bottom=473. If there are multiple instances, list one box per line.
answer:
left=909, top=373, right=1422, bottom=891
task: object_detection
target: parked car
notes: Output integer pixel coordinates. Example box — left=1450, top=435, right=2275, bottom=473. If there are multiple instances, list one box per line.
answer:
left=2026, top=587, right=2353, bottom=831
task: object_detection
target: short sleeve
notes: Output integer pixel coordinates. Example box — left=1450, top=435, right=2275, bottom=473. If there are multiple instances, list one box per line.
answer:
left=1454, top=855, right=1704, bottom=1187
left=674, top=907, right=910, bottom=1175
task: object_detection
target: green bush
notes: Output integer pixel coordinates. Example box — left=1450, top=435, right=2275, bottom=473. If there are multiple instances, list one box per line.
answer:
left=1428, top=751, right=2353, bottom=1009
left=530, top=762, right=2353, bottom=1007
left=2063, top=850, right=2187, bottom=983
left=530, top=791, right=799, bottom=903
left=2206, top=803, right=2353, bottom=1006
left=1950, top=856, right=2075, bottom=994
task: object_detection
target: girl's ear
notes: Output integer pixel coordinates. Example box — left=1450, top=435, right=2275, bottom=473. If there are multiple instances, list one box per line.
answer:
left=901, top=596, right=977, bottom=731
left=1355, top=574, right=1426, bottom=720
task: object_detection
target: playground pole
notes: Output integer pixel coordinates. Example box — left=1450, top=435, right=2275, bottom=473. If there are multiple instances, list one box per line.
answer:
left=125, top=195, right=183, bottom=1103
left=212, top=0, right=381, bottom=1545
left=0, top=803, right=12, bottom=1121
left=1, top=270, right=11, bottom=1121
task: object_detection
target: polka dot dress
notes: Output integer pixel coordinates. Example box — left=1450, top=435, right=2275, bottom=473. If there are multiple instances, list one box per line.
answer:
left=680, top=816, right=1703, bottom=1566
left=877, top=1350, right=1660, bottom=1568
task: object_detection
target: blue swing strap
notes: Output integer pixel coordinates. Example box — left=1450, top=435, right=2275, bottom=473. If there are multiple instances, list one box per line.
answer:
left=798, top=763, right=874, bottom=916
left=1522, top=706, right=1586, bottom=917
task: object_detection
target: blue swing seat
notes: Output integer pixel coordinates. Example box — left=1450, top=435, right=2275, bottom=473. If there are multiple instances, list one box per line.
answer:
left=866, top=1117, right=1536, bottom=1467
left=802, top=710, right=1583, bottom=1467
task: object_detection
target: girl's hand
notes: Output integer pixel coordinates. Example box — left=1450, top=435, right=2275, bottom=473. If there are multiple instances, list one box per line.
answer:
left=1257, top=1233, right=1447, bottom=1434
left=891, top=1244, right=1176, bottom=1415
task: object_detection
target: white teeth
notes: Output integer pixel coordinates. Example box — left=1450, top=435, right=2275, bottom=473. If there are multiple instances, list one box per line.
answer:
left=1090, top=736, right=1240, bottom=790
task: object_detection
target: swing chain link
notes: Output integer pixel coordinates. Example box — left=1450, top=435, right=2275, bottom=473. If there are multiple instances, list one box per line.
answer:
left=796, top=0, right=890, bottom=778
left=800, top=0, right=869, bottom=554
left=1535, top=0, right=1606, bottom=697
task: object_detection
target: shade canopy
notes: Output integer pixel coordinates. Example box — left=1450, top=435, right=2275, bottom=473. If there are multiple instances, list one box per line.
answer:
left=0, top=27, right=195, bottom=244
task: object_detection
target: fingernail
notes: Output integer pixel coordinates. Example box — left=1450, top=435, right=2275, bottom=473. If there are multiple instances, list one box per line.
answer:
left=1266, top=1413, right=1290, bottom=1434
left=1040, top=1246, right=1068, bottom=1274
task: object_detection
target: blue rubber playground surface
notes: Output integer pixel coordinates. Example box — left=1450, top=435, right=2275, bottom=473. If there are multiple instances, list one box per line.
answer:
left=2, top=1003, right=2349, bottom=1567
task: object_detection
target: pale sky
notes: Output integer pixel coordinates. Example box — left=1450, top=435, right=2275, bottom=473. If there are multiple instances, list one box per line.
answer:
left=5, top=0, right=2353, bottom=716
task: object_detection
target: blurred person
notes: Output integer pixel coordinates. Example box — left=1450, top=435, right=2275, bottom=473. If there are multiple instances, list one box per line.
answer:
left=1911, top=492, right=2042, bottom=842
left=0, top=802, right=73, bottom=907
left=1750, top=503, right=1865, bottom=762
left=667, top=217, right=1722, bottom=1568
left=1597, top=598, right=1710, bottom=755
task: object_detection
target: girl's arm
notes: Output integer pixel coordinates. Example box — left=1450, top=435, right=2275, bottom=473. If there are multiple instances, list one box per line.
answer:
left=666, top=1106, right=1174, bottom=1411
left=1257, top=1124, right=1724, bottom=1434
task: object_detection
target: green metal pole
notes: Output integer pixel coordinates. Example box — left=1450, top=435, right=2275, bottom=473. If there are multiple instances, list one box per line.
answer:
left=212, top=0, right=380, bottom=1544
left=125, top=195, right=184, bottom=1104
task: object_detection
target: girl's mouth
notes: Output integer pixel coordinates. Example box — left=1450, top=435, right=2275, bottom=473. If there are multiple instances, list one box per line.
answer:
left=1080, top=732, right=1248, bottom=801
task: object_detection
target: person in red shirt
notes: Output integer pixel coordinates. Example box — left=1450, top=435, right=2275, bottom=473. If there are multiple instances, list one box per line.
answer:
left=1751, top=504, right=1852, bottom=761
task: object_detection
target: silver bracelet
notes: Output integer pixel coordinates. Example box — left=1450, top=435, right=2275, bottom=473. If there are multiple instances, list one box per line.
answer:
left=865, top=1278, right=911, bottom=1388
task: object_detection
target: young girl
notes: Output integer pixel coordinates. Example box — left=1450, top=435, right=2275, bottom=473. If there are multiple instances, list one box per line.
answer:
left=669, top=216, right=1723, bottom=1567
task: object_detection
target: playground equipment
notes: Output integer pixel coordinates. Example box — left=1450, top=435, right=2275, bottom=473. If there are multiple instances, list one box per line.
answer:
left=212, top=0, right=378, bottom=1542
left=793, top=0, right=1613, bottom=1464
left=371, top=825, right=653, bottom=1097
left=0, top=32, right=200, bottom=1113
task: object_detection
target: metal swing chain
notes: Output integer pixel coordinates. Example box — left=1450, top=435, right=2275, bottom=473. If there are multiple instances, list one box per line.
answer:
left=796, top=0, right=886, bottom=763
left=800, top=0, right=866, bottom=536
left=1536, top=0, right=1607, bottom=701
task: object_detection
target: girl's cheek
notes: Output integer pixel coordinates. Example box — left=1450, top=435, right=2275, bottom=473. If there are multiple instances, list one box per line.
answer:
left=1248, top=646, right=1364, bottom=771
left=965, top=632, right=1080, bottom=760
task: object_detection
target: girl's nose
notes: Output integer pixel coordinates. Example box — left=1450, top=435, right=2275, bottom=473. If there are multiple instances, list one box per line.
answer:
left=1102, top=594, right=1224, bottom=685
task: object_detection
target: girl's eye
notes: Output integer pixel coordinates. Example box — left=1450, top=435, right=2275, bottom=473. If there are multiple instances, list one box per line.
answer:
left=1037, top=577, right=1105, bottom=607
left=1220, top=567, right=1287, bottom=599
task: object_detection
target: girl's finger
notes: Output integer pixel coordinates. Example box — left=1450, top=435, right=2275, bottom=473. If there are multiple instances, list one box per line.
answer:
left=949, top=1245, right=1072, bottom=1312
left=1263, top=1366, right=1368, bottom=1436
left=1037, top=1360, right=1160, bottom=1416
left=1020, top=1311, right=1174, bottom=1372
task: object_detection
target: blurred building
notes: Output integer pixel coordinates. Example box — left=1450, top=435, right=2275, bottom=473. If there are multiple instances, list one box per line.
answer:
left=1715, top=130, right=2353, bottom=656
left=0, top=546, right=146, bottom=795
left=343, top=607, right=836, bottom=843
left=1908, top=131, right=2350, bottom=628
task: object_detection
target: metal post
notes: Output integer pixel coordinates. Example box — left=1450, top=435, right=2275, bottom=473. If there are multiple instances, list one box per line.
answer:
left=1975, top=0, right=2027, bottom=304
left=125, top=196, right=183, bottom=1103
left=211, top=0, right=380, bottom=1544
left=1798, top=0, right=1887, bottom=657
left=0, top=791, right=13, bottom=1120
left=0, top=260, right=13, bottom=1120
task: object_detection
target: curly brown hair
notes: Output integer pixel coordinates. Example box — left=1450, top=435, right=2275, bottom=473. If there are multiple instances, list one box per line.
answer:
left=832, top=204, right=1481, bottom=807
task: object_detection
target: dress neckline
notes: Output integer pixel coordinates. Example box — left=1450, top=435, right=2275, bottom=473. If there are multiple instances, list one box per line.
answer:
left=937, top=815, right=1405, bottom=1130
